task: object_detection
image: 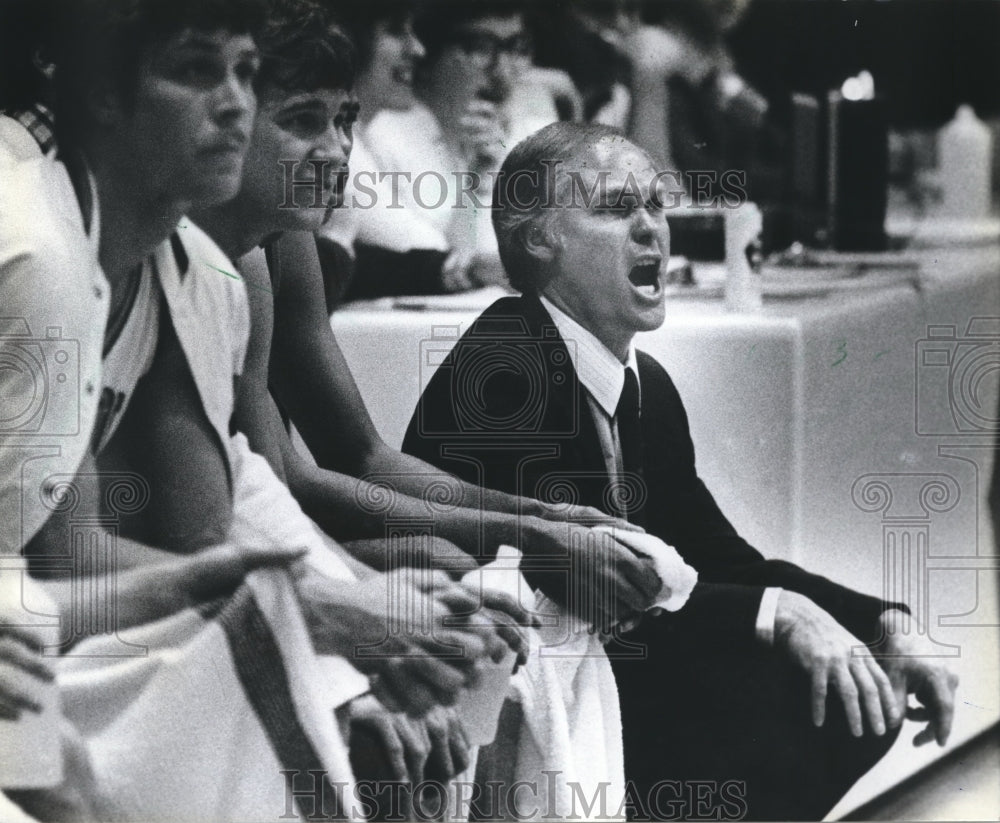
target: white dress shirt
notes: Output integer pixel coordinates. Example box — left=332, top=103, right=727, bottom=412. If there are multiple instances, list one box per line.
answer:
left=320, top=127, right=451, bottom=255
left=538, top=295, right=781, bottom=642
left=366, top=103, right=499, bottom=258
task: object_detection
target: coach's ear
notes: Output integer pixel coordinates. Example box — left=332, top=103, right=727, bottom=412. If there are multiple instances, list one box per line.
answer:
left=522, top=223, right=557, bottom=264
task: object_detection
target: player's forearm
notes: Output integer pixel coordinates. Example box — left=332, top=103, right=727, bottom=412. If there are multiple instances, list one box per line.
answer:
left=236, top=378, right=290, bottom=484
left=286, top=452, right=482, bottom=546
left=360, top=440, right=547, bottom=518
left=25, top=498, right=195, bottom=576
left=288, top=453, right=531, bottom=562
left=286, top=458, right=390, bottom=541
left=32, top=530, right=192, bottom=647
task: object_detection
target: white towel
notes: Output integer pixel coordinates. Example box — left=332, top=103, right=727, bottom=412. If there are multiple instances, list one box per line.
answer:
left=57, top=568, right=358, bottom=822
left=466, top=546, right=626, bottom=821
left=55, top=435, right=369, bottom=822
left=593, top=526, right=698, bottom=613
left=478, top=529, right=698, bottom=821
left=508, top=594, right=627, bottom=822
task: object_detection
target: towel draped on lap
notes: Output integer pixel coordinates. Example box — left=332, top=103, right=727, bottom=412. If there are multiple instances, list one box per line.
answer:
left=58, top=571, right=356, bottom=822
left=484, top=592, right=627, bottom=822
left=469, top=525, right=701, bottom=822
left=56, top=434, right=369, bottom=822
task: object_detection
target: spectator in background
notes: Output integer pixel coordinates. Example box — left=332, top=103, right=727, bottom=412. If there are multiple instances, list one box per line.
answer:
left=317, top=2, right=456, bottom=305
left=625, top=0, right=785, bottom=203
left=322, top=0, right=582, bottom=307
left=529, top=0, right=785, bottom=205
left=527, top=0, right=636, bottom=127
left=325, top=0, right=531, bottom=301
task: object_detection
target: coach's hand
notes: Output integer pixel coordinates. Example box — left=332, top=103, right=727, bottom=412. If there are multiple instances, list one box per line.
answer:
left=872, top=609, right=959, bottom=747
left=774, top=590, right=901, bottom=738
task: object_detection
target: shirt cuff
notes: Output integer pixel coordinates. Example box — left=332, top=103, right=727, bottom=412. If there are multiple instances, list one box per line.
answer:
left=756, top=587, right=783, bottom=645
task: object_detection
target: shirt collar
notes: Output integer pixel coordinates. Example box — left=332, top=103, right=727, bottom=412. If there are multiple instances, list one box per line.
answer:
left=8, top=102, right=56, bottom=155
left=538, top=294, right=638, bottom=418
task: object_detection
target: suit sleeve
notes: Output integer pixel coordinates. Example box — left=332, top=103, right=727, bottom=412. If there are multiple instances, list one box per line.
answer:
left=639, top=353, right=906, bottom=646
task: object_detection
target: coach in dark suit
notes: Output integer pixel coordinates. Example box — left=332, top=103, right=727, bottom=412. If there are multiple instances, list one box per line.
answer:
left=403, top=122, right=957, bottom=820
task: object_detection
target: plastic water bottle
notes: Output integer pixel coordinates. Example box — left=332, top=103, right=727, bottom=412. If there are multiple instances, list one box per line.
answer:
left=455, top=546, right=524, bottom=745
left=939, top=104, right=993, bottom=219
left=725, top=202, right=764, bottom=312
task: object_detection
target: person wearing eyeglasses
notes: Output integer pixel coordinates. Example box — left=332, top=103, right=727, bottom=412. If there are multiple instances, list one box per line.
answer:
left=315, top=2, right=452, bottom=305
left=351, top=0, right=533, bottom=295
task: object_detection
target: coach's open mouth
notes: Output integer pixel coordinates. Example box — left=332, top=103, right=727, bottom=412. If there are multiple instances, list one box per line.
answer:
left=629, top=258, right=663, bottom=299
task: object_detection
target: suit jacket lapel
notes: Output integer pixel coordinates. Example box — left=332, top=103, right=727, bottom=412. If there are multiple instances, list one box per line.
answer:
left=519, top=293, right=612, bottom=506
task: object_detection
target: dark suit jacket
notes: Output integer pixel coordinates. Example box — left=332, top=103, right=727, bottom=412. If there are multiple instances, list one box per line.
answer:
left=403, top=292, right=896, bottom=647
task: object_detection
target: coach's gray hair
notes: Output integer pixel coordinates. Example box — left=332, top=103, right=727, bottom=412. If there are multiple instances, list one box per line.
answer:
left=491, top=121, right=626, bottom=293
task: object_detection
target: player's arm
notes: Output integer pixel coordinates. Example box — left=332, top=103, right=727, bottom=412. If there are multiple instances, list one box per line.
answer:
left=232, top=246, right=290, bottom=481
left=234, top=247, right=487, bottom=556
left=24, top=450, right=188, bottom=573
left=97, top=310, right=234, bottom=554
left=267, top=231, right=583, bottom=520
left=23, top=448, right=299, bottom=636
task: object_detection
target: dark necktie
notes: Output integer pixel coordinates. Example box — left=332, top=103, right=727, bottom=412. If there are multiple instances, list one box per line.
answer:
left=615, top=368, right=646, bottom=526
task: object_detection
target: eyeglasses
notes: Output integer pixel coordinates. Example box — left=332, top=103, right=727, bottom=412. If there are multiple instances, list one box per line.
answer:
left=453, top=31, right=533, bottom=68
